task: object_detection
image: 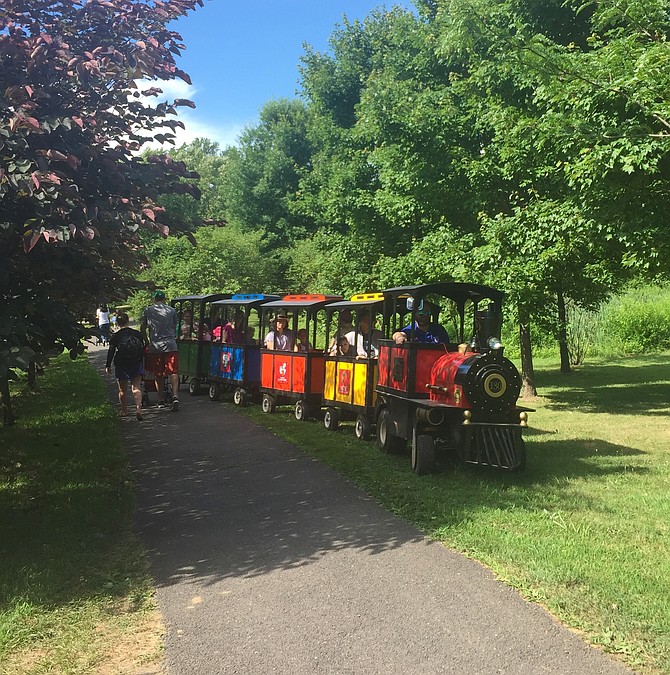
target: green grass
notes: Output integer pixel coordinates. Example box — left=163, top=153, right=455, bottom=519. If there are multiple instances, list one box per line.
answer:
left=240, top=352, right=670, bottom=675
left=0, top=355, right=161, bottom=674
left=2, top=351, right=668, bottom=673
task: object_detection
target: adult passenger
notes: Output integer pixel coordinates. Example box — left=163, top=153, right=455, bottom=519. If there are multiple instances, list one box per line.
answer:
left=264, top=313, right=294, bottom=351
left=346, top=309, right=383, bottom=358
left=141, top=290, right=180, bottom=411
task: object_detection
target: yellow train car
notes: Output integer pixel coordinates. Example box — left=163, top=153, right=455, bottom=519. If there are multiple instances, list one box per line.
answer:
left=322, top=293, right=385, bottom=440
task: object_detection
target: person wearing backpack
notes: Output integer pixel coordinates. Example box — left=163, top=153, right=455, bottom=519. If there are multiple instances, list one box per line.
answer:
left=105, top=312, right=145, bottom=421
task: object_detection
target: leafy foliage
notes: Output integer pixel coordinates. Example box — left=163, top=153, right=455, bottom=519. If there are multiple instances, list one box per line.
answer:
left=0, top=0, right=204, bottom=423
left=128, top=225, right=281, bottom=318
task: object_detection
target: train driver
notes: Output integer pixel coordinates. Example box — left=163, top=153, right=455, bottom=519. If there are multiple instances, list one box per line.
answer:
left=392, top=301, right=449, bottom=345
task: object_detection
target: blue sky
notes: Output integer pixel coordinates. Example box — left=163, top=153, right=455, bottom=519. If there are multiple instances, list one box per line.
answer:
left=157, top=1, right=414, bottom=150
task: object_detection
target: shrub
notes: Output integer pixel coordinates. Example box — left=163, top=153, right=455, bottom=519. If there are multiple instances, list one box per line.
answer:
left=598, top=287, right=670, bottom=354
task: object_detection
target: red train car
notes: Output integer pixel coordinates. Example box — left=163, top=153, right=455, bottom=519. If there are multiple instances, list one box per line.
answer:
left=259, top=294, right=342, bottom=420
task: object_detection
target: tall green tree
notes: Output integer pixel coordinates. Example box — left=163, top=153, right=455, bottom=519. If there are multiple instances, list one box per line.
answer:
left=0, top=0, right=202, bottom=425
left=297, top=8, right=479, bottom=253
left=131, top=225, right=280, bottom=314
left=219, top=98, right=316, bottom=251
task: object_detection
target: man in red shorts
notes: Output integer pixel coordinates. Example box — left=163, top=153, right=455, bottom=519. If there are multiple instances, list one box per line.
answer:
left=141, top=290, right=180, bottom=411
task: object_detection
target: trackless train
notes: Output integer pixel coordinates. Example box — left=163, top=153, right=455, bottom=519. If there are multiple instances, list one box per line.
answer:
left=172, top=282, right=530, bottom=475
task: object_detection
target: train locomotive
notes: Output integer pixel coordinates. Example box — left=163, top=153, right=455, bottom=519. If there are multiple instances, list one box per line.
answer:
left=375, top=283, right=529, bottom=474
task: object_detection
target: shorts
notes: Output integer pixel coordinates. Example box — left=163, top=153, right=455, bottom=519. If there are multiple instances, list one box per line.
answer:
left=115, top=361, right=144, bottom=382
left=145, top=352, right=179, bottom=377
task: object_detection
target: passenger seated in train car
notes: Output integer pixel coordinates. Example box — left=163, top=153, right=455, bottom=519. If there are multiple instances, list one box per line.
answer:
left=245, top=326, right=257, bottom=344
left=336, top=335, right=355, bottom=357
left=178, top=310, right=193, bottom=340
left=200, top=320, right=212, bottom=341
left=346, top=309, right=383, bottom=359
left=294, top=328, right=313, bottom=352
left=392, top=301, right=450, bottom=344
left=264, top=313, right=295, bottom=351
left=222, top=310, right=246, bottom=344
left=328, top=308, right=354, bottom=354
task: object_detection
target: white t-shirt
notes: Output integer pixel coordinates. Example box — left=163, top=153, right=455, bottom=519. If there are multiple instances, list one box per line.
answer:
left=345, top=329, right=383, bottom=358
left=97, top=309, right=110, bottom=326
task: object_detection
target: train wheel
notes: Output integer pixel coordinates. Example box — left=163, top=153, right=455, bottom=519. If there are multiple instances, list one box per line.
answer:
left=208, top=383, right=221, bottom=401
left=261, top=394, right=276, bottom=414
left=412, top=431, right=436, bottom=475
left=188, top=378, right=201, bottom=396
left=294, top=399, right=308, bottom=421
left=377, top=408, right=405, bottom=454
left=355, top=414, right=371, bottom=441
left=324, top=407, right=339, bottom=431
left=233, top=387, right=247, bottom=406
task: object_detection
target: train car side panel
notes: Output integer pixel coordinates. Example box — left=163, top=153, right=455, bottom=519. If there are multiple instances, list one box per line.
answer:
left=324, top=360, right=337, bottom=400
left=292, top=354, right=306, bottom=394
left=353, top=361, right=371, bottom=407
left=309, top=354, right=326, bottom=395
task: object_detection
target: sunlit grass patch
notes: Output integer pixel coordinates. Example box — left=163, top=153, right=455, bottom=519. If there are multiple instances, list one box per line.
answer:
left=241, top=353, right=670, bottom=674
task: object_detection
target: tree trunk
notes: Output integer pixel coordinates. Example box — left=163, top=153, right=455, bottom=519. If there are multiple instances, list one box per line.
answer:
left=28, top=361, right=37, bottom=392
left=1, top=375, right=15, bottom=427
left=518, top=304, right=537, bottom=398
left=557, top=290, right=572, bottom=374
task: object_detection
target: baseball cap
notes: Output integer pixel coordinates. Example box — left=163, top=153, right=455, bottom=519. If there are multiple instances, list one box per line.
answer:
left=153, top=290, right=166, bottom=300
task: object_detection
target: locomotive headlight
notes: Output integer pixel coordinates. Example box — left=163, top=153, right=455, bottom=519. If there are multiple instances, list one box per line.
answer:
left=487, top=336, right=503, bottom=351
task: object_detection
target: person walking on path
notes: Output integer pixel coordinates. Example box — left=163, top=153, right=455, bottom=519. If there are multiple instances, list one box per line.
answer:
left=96, top=303, right=111, bottom=346
left=141, top=290, right=180, bottom=411
left=105, top=312, right=145, bottom=420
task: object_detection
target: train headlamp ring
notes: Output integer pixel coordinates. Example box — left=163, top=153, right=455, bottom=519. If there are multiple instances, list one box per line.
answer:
left=483, top=373, right=507, bottom=398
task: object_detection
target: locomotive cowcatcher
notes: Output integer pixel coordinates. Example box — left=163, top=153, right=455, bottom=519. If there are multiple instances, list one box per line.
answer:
left=375, top=283, right=530, bottom=475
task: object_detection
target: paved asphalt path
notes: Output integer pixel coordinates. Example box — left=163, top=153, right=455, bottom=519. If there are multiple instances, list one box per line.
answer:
left=91, top=346, right=633, bottom=675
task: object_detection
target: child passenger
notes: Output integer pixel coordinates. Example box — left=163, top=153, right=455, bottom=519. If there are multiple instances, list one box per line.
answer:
left=295, top=328, right=312, bottom=352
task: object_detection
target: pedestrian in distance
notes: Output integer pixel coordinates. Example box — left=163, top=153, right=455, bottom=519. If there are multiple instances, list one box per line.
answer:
left=105, top=312, right=145, bottom=420
left=96, top=303, right=111, bottom=346
left=141, top=290, right=180, bottom=411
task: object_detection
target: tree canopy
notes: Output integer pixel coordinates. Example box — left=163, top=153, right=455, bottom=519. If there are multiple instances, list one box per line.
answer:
left=0, top=0, right=203, bottom=424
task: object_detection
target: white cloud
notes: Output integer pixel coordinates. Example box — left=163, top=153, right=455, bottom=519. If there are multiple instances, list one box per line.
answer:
left=134, top=79, right=245, bottom=151
left=157, top=112, right=245, bottom=150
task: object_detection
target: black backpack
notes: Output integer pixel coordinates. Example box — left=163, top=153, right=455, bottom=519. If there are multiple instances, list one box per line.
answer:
left=116, top=330, right=145, bottom=360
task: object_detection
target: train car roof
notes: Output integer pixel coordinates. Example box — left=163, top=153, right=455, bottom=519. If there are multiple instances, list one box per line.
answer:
left=261, top=294, right=343, bottom=310
left=210, top=294, right=281, bottom=308
left=172, top=293, right=231, bottom=303
left=325, top=293, right=385, bottom=311
left=383, top=282, right=504, bottom=305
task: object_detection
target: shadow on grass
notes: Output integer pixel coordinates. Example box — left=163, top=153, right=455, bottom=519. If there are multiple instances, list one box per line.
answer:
left=535, top=358, right=670, bottom=416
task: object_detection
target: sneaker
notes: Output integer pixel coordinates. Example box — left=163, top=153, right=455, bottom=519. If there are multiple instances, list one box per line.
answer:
left=156, top=400, right=167, bottom=409
left=171, top=397, right=179, bottom=412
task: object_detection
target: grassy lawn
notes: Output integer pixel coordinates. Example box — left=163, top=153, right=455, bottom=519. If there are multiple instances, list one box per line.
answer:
left=1, top=352, right=668, bottom=674
left=240, top=352, right=670, bottom=675
left=0, top=355, right=162, bottom=675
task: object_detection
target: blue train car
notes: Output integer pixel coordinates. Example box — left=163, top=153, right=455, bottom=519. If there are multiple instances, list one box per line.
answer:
left=207, top=294, right=280, bottom=405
